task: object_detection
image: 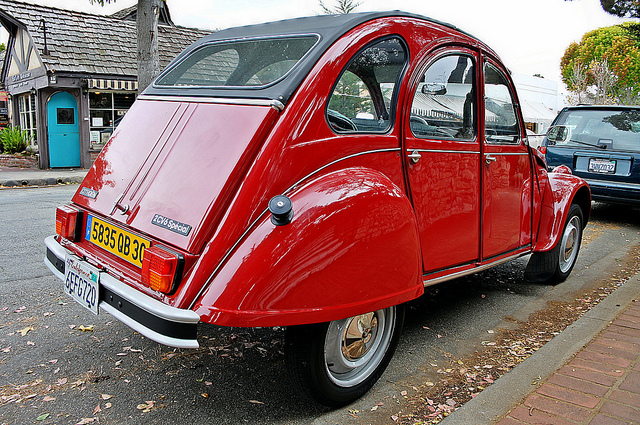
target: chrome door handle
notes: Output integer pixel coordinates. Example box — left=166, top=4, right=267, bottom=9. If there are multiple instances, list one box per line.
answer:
left=485, top=154, right=497, bottom=165
left=407, top=150, right=422, bottom=164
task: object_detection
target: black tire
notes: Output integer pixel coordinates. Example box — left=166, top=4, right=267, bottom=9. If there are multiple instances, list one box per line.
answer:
left=284, top=305, right=404, bottom=407
left=525, top=204, right=584, bottom=284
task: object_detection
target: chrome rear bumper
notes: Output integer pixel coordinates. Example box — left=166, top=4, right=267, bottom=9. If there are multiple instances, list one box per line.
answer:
left=44, top=235, right=200, bottom=349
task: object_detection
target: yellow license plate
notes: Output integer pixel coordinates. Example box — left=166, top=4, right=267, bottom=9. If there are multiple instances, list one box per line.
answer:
left=85, top=215, right=149, bottom=268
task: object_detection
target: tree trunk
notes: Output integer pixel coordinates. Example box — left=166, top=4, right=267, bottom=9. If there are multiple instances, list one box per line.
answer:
left=137, top=0, right=160, bottom=93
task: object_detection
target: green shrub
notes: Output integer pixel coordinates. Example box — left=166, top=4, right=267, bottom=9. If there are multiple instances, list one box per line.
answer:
left=0, top=126, right=32, bottom=154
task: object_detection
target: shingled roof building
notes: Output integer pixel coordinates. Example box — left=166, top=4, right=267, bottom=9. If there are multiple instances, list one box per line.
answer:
left=0, top=0, right=210, bottom=168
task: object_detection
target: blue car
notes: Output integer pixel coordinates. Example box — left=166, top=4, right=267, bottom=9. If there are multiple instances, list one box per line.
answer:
left=542, top=105, right=640, bottom=205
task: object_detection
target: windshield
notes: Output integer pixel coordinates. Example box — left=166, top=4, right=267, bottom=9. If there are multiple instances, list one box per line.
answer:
left=553, top=109, right=640, bottom=152
left=155, top=35, right=319, bottom=88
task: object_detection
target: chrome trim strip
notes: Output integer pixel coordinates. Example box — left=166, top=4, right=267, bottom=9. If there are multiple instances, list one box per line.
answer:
left=44, top=236, right=200, bottom=349
left=584, top=178, right=640, bottom=190
left=404, top=149, right=527, bottom=157
left=484, top=152, right=529, bottom=156
left=282, top=148, right=401, bottom=196
left=188, top=147, right=402, bottom=309
left=423, top=252, right=527, bottom=287
left=406, top=148, right=480, bottom=155
left=138, top=95, right=285, bottom=111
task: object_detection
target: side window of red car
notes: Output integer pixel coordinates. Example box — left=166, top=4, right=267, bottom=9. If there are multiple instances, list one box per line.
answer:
left=410, top=54, right=475, bottom=141
left=326, top=37, right=407, bottom=133
left=484, top=62, right=520, bottom=144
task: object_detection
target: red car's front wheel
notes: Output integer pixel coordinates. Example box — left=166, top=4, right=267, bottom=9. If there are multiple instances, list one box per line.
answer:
left=525, top=203, right=584, bottom=284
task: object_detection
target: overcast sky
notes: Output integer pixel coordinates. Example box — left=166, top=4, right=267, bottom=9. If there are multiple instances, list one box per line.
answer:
left=12, top=0, right=638, bottom=86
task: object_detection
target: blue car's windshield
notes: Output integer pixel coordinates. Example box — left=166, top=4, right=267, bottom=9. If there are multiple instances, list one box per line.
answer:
left=553, top=109, right=640, bottom=153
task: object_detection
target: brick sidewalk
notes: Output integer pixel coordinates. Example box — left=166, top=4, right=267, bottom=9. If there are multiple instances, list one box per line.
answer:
left=497, top=299, right=640, bottom=425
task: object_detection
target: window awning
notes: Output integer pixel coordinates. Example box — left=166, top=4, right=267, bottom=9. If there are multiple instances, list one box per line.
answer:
left=520, top=100, right=557, bottom=124
left=88, top=79, right=138, bottom=91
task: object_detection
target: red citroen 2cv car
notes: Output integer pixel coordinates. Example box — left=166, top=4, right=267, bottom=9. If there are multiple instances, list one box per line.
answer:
left=45, top=12, right=590, bottom=406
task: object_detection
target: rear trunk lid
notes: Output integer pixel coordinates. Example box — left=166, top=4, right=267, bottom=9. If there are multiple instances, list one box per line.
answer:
left=73, top=97, right=280, bottom=254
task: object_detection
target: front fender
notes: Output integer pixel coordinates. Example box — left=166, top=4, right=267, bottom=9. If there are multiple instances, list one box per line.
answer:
left=534, top=169, right=591, bottom=252
left=194, top=167, right=423, bottom=327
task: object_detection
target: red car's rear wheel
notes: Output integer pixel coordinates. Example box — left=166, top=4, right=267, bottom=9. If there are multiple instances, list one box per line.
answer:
left=285, top=305, right=404, bottom=406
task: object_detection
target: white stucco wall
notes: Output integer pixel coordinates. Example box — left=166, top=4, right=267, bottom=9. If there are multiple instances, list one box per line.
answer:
left=512, top=73, right=565, bottom=135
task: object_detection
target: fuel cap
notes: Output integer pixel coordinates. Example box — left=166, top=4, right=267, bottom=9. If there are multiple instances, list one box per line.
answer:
left=268, top=195, right=293, bottom=226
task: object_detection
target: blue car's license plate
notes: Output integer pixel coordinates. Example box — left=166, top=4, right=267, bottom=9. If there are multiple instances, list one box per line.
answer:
left=588, top=158, right=616, bottom=174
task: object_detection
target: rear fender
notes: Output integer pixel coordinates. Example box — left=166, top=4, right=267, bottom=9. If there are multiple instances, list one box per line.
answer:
left=193, top=167, right=423, bottom=327
left=534, top=169, right=591, bottom=252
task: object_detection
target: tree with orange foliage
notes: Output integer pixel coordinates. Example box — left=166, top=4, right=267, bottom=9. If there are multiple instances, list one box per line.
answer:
left=561, top=22, right=640, bottom=105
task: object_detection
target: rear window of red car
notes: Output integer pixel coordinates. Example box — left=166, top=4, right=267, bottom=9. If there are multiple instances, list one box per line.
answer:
left=155, top=35, right=319, bottom=88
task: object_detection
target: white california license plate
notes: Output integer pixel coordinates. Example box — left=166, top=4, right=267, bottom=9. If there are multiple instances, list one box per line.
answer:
left=64, top=255, right=100, bottom=315
left=588, top=158, right=616, bottom=174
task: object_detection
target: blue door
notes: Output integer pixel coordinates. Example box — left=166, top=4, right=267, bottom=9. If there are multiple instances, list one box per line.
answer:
left=47, top=92, right=80, bottom=168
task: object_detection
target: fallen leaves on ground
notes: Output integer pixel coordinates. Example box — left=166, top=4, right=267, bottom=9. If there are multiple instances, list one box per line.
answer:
left=397, top=243, right=640, bottom=424
left=17, top=326, right=34, bottom=336
left=137, top=400, right=155, bottom=413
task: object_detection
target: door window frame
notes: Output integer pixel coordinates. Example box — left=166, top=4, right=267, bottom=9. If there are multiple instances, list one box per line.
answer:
left=481, top=58, right=523, bottom=145
left=408, top=49, right=479, bottom=144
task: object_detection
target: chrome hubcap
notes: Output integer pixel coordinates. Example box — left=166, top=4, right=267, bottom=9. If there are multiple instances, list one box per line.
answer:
left=559, top=215, right=581, bottom=273
left=342, top=312, right=378, bottom=361
left=324, top=307, right=395, bottom=387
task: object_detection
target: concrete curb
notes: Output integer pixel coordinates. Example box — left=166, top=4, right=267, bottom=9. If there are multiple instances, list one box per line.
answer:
left=0, top=176, right=85, bottom=187
left=0, top=169, right=87, bottom=187
left=440, top=273, right=640, bottom=425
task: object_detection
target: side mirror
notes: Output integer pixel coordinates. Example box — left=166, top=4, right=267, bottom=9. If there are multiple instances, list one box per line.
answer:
left=547, top=125, right=569, bottom=144
left=422, top=83, right=447, bottom=95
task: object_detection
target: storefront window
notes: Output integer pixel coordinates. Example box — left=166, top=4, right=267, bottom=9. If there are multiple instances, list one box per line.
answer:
left=89, top=92, right=135, bottom=150
left=18, top=93, right=37, bottom=147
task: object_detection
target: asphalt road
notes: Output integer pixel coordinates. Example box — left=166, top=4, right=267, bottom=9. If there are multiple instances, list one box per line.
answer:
left=1, top=186, right=639, bottom=425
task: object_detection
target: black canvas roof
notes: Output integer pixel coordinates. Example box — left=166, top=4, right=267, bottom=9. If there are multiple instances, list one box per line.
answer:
left=144, top=11, right=477, bottom=104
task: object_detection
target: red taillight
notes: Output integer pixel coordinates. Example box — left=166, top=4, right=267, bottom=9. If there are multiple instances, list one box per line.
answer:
left=538, top=146, right=547, bottom=154
left=56, top=205, right=81, bottom=241
left=141, top=245, right=184, bottom=294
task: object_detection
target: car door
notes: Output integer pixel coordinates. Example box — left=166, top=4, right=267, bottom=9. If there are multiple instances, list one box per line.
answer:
left=404, top=48, right=481, bottom=273
left=480, top=59, right=532, bottom=260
